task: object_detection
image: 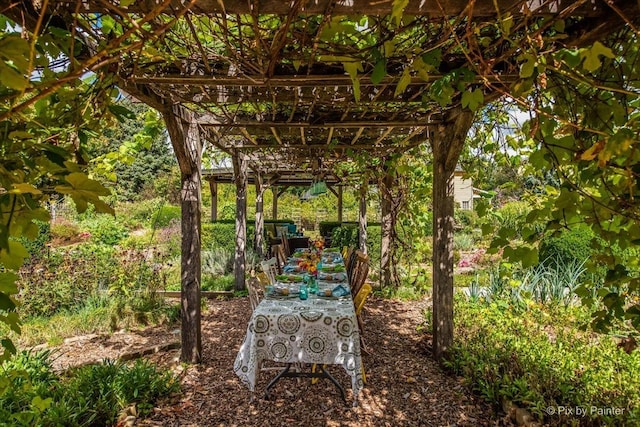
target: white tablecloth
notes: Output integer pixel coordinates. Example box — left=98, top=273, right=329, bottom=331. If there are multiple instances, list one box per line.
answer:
left=234, top=295, right=364, bottom=397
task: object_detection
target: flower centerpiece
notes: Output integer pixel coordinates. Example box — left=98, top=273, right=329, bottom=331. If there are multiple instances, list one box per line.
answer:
left=310, top=236, right=324, bottom=252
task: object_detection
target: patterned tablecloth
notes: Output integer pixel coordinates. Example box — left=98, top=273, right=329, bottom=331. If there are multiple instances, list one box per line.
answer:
left=234, top=295, right=364, bottom=397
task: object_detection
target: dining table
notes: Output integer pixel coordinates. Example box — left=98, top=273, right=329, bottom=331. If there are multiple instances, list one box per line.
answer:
left=234, top=249, right=364, bottom=405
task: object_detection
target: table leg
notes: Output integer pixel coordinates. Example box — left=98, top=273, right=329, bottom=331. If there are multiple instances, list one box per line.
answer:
left=263, top=364, right=347, bottom=404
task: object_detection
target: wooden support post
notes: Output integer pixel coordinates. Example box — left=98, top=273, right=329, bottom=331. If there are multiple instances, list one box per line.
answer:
left=272, top=185, right=278, bottom=220
left=255, top=172, right=265, bottom=259
left=337, top=186, right=343, bottom=222
left=163, top=106, right=202, bottom=364
left=380, top=171, right=393, bottom=288
left=209, top=179, right=218, bottom=221
left=233, top=152, right=248, bottom=291
left=358, top=184, right=367, bottom=253
left=431, top=109, right=474, bottom=363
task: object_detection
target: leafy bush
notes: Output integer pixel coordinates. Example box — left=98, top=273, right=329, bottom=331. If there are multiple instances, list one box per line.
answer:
left=50, top=219, right=80, bottom=241
left=455, top=209, right=478, bottom=231
left=18, top=220, right=50, bottom=260
left=202, top=222, right=256, bottom=253
left=202, top=274, right=234, bottom=292
left=540, top=226, right=594, bottom=267
left=443, top=299, right=640, bottom=426
left=18, top=244, right=119, bottom=318
left=152, top=205, right=181, bottom=228
left=487, top=200, right=545, bottom=240
left=330, top=226, right=358, bottom=249
left=118, top=198, right=165, bottom=228
left=0, top=352, right=178, bottom=426
left=453, top=233, right=475, bottom=251
left=81, top=214, right=129, bottom=245
left=202, top=248, right=233, bottom=276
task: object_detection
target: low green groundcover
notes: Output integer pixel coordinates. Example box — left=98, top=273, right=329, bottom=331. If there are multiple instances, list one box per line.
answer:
left=0, top=351, right=178, bottom=427
left=445, top=298, right=640, bottom=426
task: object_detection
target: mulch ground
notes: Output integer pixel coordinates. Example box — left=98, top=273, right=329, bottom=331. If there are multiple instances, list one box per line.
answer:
left=47, top=297, right=514, bottom=427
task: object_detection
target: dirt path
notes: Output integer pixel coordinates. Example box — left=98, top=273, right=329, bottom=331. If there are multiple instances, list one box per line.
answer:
left=44, top=297, right=511, bottom=426
left=133, top=297, right=512, bottom=426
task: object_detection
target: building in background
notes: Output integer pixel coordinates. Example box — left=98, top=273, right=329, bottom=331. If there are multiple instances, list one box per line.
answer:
left=454, top=166, right=474, bottom=210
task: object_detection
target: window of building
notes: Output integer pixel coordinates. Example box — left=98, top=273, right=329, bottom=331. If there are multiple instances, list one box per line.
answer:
left=462, top=200, right=470, bottom=210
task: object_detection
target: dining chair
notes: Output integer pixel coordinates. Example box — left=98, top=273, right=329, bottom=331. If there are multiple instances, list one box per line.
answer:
left=281, top=235, right=291, bottom=257
left=256, top=272, right=270, bottom=286
left=353, top=283, right=372, bottom=383
left=346, top=249, right=359, bottom=282
left=260, top=257, right=279, bottom=285
left=247, top=277, right=264, bottom=311
left=350, top=251, right=370, bottom=299
left=271, top=244, right=287, bottom=272
left=343, top=246, right=354, bottom=270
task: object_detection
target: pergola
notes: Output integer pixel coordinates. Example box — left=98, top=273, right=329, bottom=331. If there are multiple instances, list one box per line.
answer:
left=202, top=164, right=375, bottom=271
left=16, top=0, right=638, bottom=363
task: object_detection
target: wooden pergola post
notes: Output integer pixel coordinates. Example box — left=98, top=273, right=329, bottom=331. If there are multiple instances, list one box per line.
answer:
left=272, top=185, right=278, bottom=220
left=431, top=109, right=474, bottom=362
left=380, top=170, right=393, bottom=287
left=358, top=184, right=367, bottom=253
left=233, top=151, right=247, bottom=291
left=162, top=106, right=202, bottom=363
left=337, top=185, right=343, bottom=222
left=327, top=184, right=344, bottom=223
left=209, top=179, right=218, bottom=221
left=255, top=172, right=265, bottom=259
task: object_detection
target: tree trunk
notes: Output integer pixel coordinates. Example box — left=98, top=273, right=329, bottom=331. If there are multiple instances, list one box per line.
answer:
left=431, top=109, right=474, bottom=363
left=272, top=185, right=278, bottom=220
left=380, top=172, right=393, bottom=287
left=209, top=179, right=218, bottom=221
left=233, top=152, right=247, bottom=291
left=163, top=106, right=202, bottom=363
left=358, top=184, right=367, bottom=253
left=255, top=172, right=265, bottom=259
left=337, top=186, right=343, bottom=222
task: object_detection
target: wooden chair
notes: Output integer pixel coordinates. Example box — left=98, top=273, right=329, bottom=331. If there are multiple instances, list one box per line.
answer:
left=256, top=272, right=270, bottom=287
left=271, top=244, right=287, bottom=273
left=350, top=251, right=370, bottom=299
left=342, top=246, right=354, bottom=270
left=346, top=248, right=359, bottom=282
left=247, top=277, right=265, bottom=311
left=275, top=226, right=291, bottom=257
left=353, top=283, right=372, bottom=383
left=260, top=257, right=279, bottom=285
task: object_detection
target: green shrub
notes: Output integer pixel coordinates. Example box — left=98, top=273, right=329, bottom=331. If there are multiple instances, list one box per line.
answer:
left=453, top=233, right=475, bottom=251
left=330, top=226, right=358, bottom=249
left=202, top=222, right=256, bottom=253
left=118, top=198, right=165, bottom=228
left=81, top=215, right=128, bottom=246
left=0, top=352, right=178, bottom=427
left=18, top=220, right=50, bottom=260
left=319, top=221, right=344, bottom=237
left=455, top=209, right=478, bottom=231
left=444, top=299, right=640, bottom=426
left=202, top=274, right=234, bottom=292
left=486, top=200, right=546, bottom=240
left=50, top=219, right=80, bottom=241
left=152, top=205, right=181, bottom=228
left=540, top=226, right=594, bottom=267
left=18, top=244, right=119, bottom=318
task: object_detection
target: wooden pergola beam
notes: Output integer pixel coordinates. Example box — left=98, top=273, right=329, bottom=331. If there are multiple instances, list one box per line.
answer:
left=131, top=74, right=512, bottom=87
left=69, top=0, right=620, bottom=18
left=205, top=122, right=433, bottom=129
